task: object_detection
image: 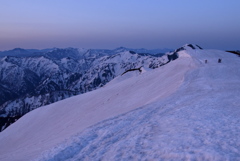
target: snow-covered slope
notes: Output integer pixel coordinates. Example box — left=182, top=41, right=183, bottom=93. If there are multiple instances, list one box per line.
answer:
left=0, top=47, right=173, bottom=132
left=0, top=45, right=240, bottom=160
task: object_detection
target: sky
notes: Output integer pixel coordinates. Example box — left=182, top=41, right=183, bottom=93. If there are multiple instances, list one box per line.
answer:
left=0, top=0, right=240, bottom=51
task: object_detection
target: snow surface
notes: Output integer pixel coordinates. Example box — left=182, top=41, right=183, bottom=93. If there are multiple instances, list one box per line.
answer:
left=0, top=48, right=240, bottom=160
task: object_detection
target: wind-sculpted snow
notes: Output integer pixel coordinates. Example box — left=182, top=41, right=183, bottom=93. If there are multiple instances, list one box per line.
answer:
left=37, top=48, right=240, bottom=161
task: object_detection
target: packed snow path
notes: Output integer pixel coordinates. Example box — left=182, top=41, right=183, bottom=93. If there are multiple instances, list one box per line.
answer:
left=38, top=49, right=240, bottom=161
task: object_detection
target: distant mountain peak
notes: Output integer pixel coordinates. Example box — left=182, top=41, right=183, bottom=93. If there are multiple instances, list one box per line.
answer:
left=13, top=48, right=25, bottom=50
left=183, top=44, right=203, bottom=50
left=11, top=48, right=29, bottom=53
left=115, top=46, right=127, bottom=49
left=114, top=47, right=128, bottom=52
left=174, top=44, right=203, bottom=53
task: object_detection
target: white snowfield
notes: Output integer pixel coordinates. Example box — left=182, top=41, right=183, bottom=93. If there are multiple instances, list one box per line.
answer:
left=0, top=46, right=240, bottom=161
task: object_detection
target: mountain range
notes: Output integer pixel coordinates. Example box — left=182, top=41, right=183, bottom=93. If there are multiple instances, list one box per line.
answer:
left=0, top=47, right=173, bottom=131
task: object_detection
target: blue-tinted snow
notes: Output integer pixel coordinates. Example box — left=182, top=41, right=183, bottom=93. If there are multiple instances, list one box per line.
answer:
left=38, top=49, right=240, bottom=160
left=1, top=47, right=240, bottom=161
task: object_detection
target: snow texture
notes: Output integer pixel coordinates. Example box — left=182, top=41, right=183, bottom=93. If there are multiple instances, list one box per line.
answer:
left=0, top=47, right=172, bottom=132
left=0, top=47, right=240, bottom=161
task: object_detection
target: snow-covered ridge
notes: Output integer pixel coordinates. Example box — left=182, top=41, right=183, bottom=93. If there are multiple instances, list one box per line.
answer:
left=0, top=45, right=195, bottom=161
left=0, top=47, right=173, bottom=132
left=37, top=47, right=240, bottom=160
left=2, top=45, right=239, bottom=160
